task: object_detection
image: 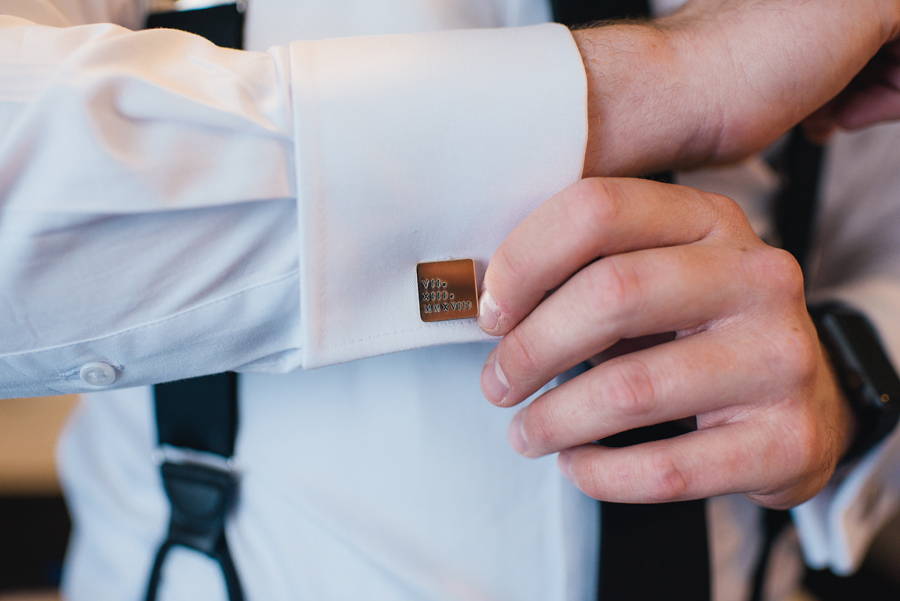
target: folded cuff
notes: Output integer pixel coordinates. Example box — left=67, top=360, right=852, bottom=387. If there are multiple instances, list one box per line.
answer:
left=289, top=24, right=587, bottom=368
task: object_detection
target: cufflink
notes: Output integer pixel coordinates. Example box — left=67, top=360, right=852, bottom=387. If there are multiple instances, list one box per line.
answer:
left=416, top=259, right=479, bottom=322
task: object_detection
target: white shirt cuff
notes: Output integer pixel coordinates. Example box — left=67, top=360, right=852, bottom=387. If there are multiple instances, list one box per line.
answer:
left=289, top=23, right=587, bottom=368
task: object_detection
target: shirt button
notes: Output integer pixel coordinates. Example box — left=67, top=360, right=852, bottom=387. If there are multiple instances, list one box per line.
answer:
left=79, top=362, right=117, bottom=387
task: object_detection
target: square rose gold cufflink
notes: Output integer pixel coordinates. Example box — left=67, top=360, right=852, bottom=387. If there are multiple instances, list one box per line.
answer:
left=416, top=259, right=479, bottom=322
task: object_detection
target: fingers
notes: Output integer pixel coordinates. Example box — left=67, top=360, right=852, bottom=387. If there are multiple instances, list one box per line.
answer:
left=481, top=235, right=794, bottom=408
left=833, top=76, right=900, bottom=130
left=507, top=328, right=795, bottom=458
left=557, top=416, right=827, bottom=508
left=475, top=173, right=837, bottom=507
left=478, top=178, right=729, bottom=335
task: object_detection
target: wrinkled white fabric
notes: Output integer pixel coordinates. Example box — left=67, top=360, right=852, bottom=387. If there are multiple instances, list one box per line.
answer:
left=0, top=2, right=582, bottom=392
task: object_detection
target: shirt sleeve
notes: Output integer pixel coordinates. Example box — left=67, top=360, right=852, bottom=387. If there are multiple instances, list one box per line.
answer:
left=0, top=4, right=588, bottom=396
left=791, top=123, right=900, bottom=575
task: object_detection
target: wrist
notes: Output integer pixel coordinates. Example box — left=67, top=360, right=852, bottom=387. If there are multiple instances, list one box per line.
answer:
left=818, top=338, right=860, bottom=465
left=574, top=0, right=897, bottom=178
left=572, top=17, right=764, bottom=178
left=876, top=0, right=900, bottom=42
left=573, top=24, right=701, bottom=178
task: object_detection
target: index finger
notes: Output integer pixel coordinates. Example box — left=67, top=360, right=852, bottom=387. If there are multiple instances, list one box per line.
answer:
left=477, top=177, right=730, bottom=335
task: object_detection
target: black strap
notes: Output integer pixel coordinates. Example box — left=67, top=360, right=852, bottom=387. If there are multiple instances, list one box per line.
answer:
left=598, top=422, right=711, bottom=601
left=551, top=0, right=651, bottom=27
left=148, top=373, right=243, bottom=601
left=145, top=3, right=245, bottom=50
left=147, top=537, right=243, bottom=601
left=776, top=128, right=825, bottom=272
left=155, top=372, right=239, bottom=457
left=143, top=5, right=247, bottom=598
left=550, top=3, right=711, bottom=599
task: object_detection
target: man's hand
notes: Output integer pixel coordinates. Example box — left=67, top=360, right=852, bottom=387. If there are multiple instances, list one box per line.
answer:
left=578, top=0, right=900, bottom=177
left=477, top=178, right=855, bottom=509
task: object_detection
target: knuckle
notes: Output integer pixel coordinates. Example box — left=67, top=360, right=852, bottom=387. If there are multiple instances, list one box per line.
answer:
left=747, top=400, right=838, bottom=509
left=501, top=328, right=542, bottom=385
left=561, top=178, right=624, bottom=244
left=706, top=191, right=738, bottom=216
left=587, top=256, right=644, bottom=318
left=605, top=358, right=658, bottom=418
left=704, top=191, right=745, bottom=230
left=589, top=179, right=626, bottom=223
left=642, top=451, right=689, bottom=503
left=755, top=246, right=806, bottom=302
left=567, top=178, right=622, bottom=222
left=774, top=327, right=819, bottom=385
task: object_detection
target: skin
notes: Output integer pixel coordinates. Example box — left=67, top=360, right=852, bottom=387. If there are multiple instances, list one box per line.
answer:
left=570, top=0, right=900, bottom=178
left=804, top=39, right=900, bottom=141
left=471, top=0, right=900, bottom=510
left=478, top=178, right=856, bottom=510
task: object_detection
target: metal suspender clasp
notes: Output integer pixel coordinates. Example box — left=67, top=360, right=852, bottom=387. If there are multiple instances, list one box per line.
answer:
left=145, top=445, right=244, bottom=601
left=152, top=444, right=240, bottom=556
left=152, top=444, right=239, bottom=475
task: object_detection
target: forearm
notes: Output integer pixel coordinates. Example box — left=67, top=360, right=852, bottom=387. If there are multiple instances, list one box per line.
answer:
left=575, top=0, right=900, bottom=177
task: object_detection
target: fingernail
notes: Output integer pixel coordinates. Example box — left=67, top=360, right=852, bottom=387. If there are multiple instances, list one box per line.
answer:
left=478, top=290, right=501, bottom=332
left=481, top=350, right=509, bottom=405
left=558, top=451, right=574, bottom=483
left=509, top=411, right=530, bottom=455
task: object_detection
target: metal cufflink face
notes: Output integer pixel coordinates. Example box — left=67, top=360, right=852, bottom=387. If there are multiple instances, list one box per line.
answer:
left=416, top=259, right=479, bottom=322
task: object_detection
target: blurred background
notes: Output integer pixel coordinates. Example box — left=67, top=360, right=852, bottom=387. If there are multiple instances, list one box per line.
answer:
left=0, top=394, right=899, bottom=601
left=0, top=395, right=75, bottom=601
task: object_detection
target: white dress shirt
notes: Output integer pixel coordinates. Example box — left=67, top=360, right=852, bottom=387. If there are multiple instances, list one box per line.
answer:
left=2, top=0, right=900, bottom=599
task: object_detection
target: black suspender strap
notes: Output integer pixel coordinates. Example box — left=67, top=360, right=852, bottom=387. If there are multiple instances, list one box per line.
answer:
left=601, top=168, right=710, bottom=601
left=551, top=0, right=651, bottom=27
left=551, top=1, right=828, bottom=597
left=598, top=422, right=711, bottom=601
left=554, top=2, right=712, bottom=599
left=585, top=172, right=710, bottom=600
left=549, top=2, right=710, bottom=600
left=143, top=7, right=246, bottom=600
left=145, top=3, right=245, bottom=50
left=147, top=373, right=243, bottom=601
left=155, top=372, right=239, bottom=458
left=776, top=127, right=826, bottom=271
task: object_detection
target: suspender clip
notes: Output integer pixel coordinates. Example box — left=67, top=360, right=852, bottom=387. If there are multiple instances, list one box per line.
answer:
left=153, top=444, right=239, bottom=556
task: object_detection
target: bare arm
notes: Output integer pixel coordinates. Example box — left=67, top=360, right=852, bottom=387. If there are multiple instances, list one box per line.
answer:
left=575, top=0, right=900, bottom=176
